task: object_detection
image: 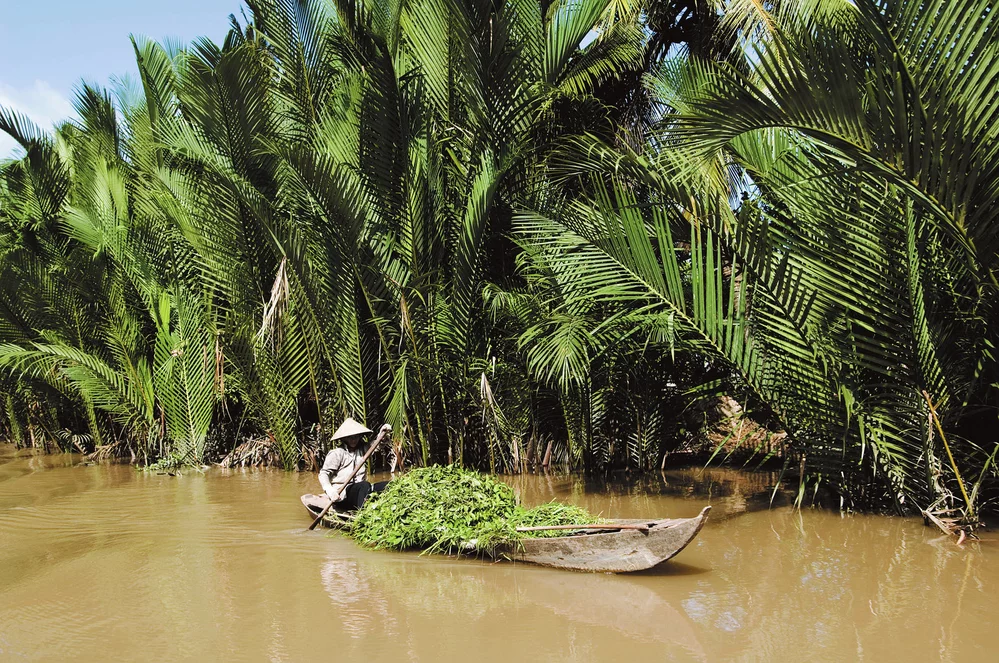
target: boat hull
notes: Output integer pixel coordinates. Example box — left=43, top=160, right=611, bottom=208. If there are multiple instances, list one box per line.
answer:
left=301, top=494, right=355, bottom=529
left=500, top=507, right=710, bottom=573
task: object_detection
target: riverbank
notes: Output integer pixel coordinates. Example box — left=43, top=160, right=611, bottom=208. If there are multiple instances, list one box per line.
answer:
left=2, top=444, right=997, bottom=661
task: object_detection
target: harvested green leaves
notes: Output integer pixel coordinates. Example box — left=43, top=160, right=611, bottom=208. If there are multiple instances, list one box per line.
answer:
left=508, top=501, right=596, bottom=536
left=350, top=465, right=597, bottom=554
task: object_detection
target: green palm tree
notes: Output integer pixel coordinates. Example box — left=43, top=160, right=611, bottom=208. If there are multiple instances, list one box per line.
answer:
left=146, top=0, right=646, bottom=467
left=524, top=0, right=999, bottom=514
left=0, top=84, right=218, bottom=463
left=1, top=0, right=647, bottom=470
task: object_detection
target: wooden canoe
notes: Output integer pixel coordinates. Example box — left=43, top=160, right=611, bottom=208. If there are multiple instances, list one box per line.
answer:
left=301, top=493, right=710, bottom=573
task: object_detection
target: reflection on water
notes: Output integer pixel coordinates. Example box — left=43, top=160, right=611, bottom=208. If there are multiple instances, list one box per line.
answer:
left=501, top=467, right=790, bottom=522
left=1, top=444, right=997, bottom=662
left=321, top=558, right=398, bottom=639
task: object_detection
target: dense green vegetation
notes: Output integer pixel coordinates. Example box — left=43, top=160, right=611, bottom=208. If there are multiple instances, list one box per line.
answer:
left=350, top=465, right=596, bottom=553
left=1, top=0, right=997, bottom=520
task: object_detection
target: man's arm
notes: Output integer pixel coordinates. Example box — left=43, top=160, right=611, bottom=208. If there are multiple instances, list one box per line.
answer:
left=318, top=449, right=347, bottom=500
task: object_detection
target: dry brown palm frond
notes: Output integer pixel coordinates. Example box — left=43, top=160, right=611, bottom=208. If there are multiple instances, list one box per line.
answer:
left=89, top=438, right=132, bottom=462
left=258, top=257, right=290, bottom=350
left=219, top=434, right=282, bottom=468
left=921, top=495, right=981, bottom=543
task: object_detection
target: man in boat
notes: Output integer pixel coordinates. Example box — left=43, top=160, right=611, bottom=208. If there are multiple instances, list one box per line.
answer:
left=318, top=418, right=391, bottom=511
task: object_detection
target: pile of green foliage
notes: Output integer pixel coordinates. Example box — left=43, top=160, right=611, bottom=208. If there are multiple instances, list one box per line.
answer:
left=350, top=466, right=597, bottom=554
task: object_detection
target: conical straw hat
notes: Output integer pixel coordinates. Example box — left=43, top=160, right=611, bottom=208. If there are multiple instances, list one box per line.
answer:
left=332, top=417, right=373, bottom=441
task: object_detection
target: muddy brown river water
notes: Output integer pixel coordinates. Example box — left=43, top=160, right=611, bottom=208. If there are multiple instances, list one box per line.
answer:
left=1, top=445, right=997, bottom=662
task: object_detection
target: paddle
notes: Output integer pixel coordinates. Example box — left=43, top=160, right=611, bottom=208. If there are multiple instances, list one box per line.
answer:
left=307, top=423, right=392, bottom=531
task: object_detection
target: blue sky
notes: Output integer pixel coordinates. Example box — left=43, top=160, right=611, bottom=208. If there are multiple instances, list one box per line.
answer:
left=0, top=0, right=245, bottom=157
